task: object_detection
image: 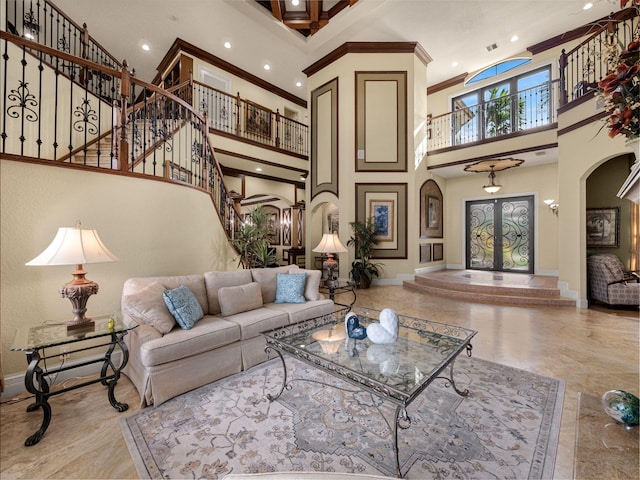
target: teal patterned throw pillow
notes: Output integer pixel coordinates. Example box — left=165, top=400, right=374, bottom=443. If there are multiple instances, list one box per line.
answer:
left=163, top=285, right=204, bottom=330
left=274, top=272, right=307, bottom=304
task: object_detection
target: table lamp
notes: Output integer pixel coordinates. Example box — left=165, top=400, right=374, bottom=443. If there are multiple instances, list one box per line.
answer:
left=312, top=232, right=347, bottom=287
left=26, top=222, right=118, bottom=331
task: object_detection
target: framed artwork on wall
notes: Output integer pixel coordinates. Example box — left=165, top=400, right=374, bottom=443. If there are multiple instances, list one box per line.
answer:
left=262, top=205, right=281, bottom=246
left=586, top=207, right=620, bottom=248
left=420, top=244, right=432, bottom=263
left=244, top=101, right=272, bottom=138
left=433, top=243, right=444, bottom=261
left=355, top=183, right=407, bottom=259
left=420, top=179, right=443, bottom=238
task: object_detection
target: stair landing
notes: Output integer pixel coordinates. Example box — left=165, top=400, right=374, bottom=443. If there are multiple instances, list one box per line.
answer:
left=403, top=269, right=575, bottom=307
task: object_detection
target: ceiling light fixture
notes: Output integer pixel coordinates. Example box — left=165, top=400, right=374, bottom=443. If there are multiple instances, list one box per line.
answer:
left=451, top=61, right=459, bottom=68
left=292, top=0, right=300, bottom=6
left=483, top=166, right=502, bottom=194
left=224, top=41, right=231, bottom=49
left=511, top=35, right=519, bottom=42
left=583, top=2, right=593, bottom=10
left=263, top=64, right=270, bottom=71
left=296, top=81, right=302, bottom=87
left=141, top=43, right=150, bottom=51
left=256, top=167, right=263, bottom=172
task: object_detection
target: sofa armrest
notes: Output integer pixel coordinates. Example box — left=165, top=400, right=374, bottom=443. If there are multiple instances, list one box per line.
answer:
left=128, top=322, right=164, bottom=344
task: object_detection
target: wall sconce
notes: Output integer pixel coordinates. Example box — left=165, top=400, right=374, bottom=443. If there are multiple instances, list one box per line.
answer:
left=544, top=199, right=559, bottom=215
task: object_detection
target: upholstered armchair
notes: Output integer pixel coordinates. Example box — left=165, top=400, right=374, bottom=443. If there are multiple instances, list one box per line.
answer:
left=587, top=254, right=640, bottom=307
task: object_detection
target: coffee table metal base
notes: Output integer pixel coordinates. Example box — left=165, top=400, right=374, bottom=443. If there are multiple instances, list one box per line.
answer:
left=265, top=344, right=472, bottom=478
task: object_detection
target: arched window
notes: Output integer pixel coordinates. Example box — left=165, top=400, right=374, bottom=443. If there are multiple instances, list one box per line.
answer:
left=466, top=58, right=532, bottom=85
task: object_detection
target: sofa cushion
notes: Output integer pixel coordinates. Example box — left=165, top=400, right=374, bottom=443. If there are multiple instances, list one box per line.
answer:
left=140, top=316, right=241, bottom=366
left=251, top=265, right=299, bottom=303
left=295, top=268, right=323, bottom=301
left=219, top=282, right=263, bottom=316
left=122, top=281, right=176, bottom=334
left=163, top=285, right=204, bottom=330
left=204, top=270, right=253, bottom=315
left=266, top=299, right=335, bottom=324
left=122, top=275, right=208, bottom=313
left=224, top=308, right=289, bottom=340
left=275, top=272, right=307, bottom=304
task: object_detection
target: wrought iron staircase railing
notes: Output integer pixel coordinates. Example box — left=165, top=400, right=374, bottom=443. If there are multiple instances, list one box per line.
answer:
left=1, top=30, right=243, bottom=242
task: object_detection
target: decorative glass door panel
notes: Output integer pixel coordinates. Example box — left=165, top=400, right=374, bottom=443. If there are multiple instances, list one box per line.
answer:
left=466, top=196, right=534, bottom=273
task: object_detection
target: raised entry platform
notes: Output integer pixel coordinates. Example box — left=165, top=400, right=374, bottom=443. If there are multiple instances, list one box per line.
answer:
left=403, top=269, right=575, bottom=307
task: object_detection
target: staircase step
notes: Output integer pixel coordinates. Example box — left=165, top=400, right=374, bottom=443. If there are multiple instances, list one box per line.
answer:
left=404, top=270, right=575, bottom=307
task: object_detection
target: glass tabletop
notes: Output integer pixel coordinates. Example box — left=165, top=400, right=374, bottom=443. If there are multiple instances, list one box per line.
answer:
left=11, top=313, right=135, bottom=351
left=264, top=305, right=477, bottom=404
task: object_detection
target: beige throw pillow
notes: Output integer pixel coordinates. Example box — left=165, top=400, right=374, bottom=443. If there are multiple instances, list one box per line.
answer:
left=294, top=269, right=323, bottom=301
left=218, top=282, right=263, bottom=316
left=122, top=281, right=176, bottom=334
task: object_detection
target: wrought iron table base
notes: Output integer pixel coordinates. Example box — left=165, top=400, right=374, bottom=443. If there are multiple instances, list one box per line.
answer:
left=22, top=332, right=130, bottom=446
left=265, top=346, right=471, bottom=478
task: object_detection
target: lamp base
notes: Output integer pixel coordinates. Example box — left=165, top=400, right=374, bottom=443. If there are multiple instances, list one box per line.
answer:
left=60, top=267, right=99, bottom=332
left=323, top=256, right=338, bottom=288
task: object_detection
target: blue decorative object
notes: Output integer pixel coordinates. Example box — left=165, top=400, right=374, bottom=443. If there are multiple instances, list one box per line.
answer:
left=602, top=390, right=640, bottom=427
left=163, top=285, right=204, bottom=330
left=345, top=312, right=367, bottom=339
left=274, top=272, right=307, bottom=304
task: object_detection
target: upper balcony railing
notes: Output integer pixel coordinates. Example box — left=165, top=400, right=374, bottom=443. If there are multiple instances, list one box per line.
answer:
left=559, top=8, right=638, bottom=106
left=1, top=31, right=243, bottom=243
left=428, top=80, right=560, bottom=151
left=170, top=80, right=309, bottom=158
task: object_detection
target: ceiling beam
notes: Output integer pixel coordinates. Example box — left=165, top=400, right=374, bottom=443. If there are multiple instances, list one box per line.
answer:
left=269, top=0, right=283, bottom=21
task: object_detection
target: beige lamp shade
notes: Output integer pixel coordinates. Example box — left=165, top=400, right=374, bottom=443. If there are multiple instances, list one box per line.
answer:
left=26, top=226, right=118, bottom=266
left=312, top=233, right=347, bottom=254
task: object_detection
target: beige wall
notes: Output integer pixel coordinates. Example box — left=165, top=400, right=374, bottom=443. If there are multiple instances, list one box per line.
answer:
left=1, top=160, right=237, bottom=376
left=443, top=162, right=560, bottom=273
left=306, top=51, right=427, bottom=283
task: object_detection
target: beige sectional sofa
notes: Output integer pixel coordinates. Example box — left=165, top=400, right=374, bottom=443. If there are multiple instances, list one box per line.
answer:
left=120, top=265, right=334, bottom=407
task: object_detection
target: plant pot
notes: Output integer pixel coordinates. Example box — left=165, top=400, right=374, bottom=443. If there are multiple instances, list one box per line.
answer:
left=357, top=276, right=372, bottom=289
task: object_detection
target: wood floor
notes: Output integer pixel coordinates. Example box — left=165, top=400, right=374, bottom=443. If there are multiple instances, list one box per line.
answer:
left=1, top=285, right=638, bottom=479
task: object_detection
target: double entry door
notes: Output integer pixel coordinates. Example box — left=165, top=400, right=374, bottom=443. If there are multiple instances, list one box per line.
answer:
left=465, top=195, right=534, bottom=273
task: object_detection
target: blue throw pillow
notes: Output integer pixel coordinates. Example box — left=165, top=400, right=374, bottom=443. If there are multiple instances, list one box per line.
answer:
left=274, top=272, right=307, bottom=304
left=163, top=285, right=204, bottom=330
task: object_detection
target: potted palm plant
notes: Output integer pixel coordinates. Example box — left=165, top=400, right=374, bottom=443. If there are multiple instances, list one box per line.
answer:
left=231, top=205, right=277, bottom=268
left=347, top=217, right=383, bottom=289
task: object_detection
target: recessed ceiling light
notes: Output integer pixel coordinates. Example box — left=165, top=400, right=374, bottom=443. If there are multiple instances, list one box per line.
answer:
left=256, top=167, right=263, bottom=172
left=295, top=81, right=302, bottom=87
left=511, top=35, right=519, bottom=42
left=224, top=41, right=231, bottom=49
left=292, top=0, right=300, bottom=5
left=451, top=61, right=458, bottom=68
left=583, top=2, right=593, bottom=10
left=263, top=64, right=271, bottom=71
left=141, top=43, right=150, bottom=51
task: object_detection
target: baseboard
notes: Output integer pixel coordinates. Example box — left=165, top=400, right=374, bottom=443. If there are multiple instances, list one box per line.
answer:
left=374, top=273, right=414, bottom=286
left=415, top=265, right=447, bottom=275
left=558, top=281, right=586, bottom=308
left=1, top=351, right=123, bottom=399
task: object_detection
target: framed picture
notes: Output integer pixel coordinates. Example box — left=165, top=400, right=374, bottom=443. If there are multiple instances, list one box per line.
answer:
left=420, top=179, right=443, bottom=238
left=433, top=243, right=444, bottom=261
left=420, top=244, right=432, bottom=263
left=164, top=161, right=192, bottom=183
left=356, top=183, right=407, bottom=259
left=369, top=199, right=395, bottom=242
left=586, top=207, right=619, bottom=247
left=245, top=101, right=272, bottom=138
left=262, top=205, right=280, bottom=246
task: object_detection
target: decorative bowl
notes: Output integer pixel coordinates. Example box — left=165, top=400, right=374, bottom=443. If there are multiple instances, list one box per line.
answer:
left=601, top=390, right=640, bottom=427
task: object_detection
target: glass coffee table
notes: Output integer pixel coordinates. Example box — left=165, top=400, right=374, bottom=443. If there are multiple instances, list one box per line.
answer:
left=263, top=305, right=477, bottom=478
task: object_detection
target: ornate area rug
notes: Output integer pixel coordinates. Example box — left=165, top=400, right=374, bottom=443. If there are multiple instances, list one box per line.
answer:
left=120, top=356, right=564, bottom=479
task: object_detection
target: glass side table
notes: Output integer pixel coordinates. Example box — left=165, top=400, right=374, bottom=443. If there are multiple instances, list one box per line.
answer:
left=11, top=313, right=136, bottom=446
left=319, top=279, right=357, bottom=306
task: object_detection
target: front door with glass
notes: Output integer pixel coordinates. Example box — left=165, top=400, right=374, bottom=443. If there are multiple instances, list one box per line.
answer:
left=466, top=195, right=534, bottom=273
